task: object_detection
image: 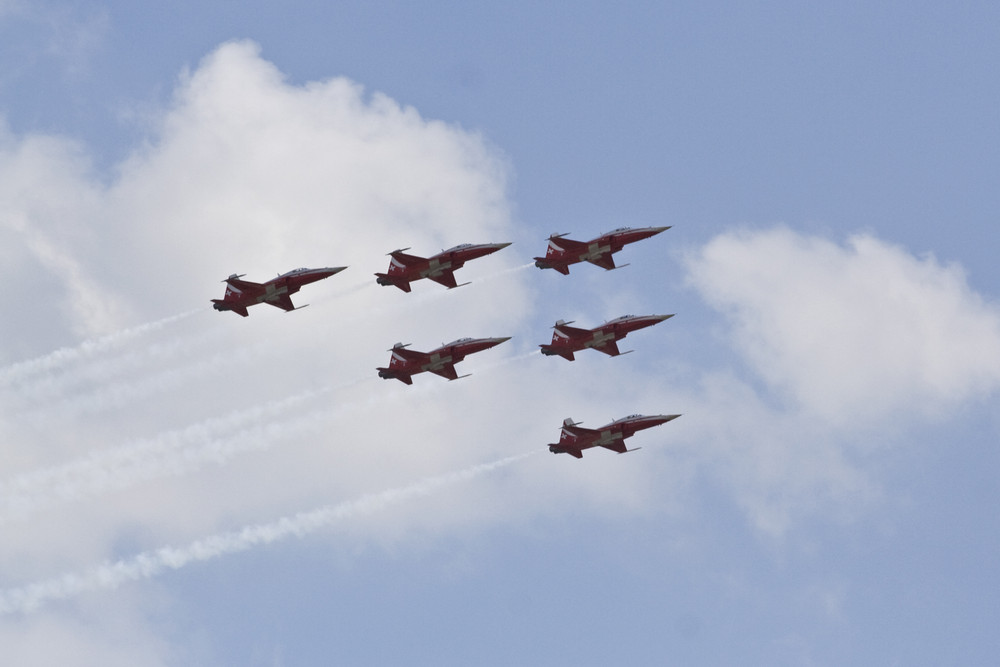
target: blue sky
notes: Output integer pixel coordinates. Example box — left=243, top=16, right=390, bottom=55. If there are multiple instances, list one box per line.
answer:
left=1, top=2, right=999, bottom=665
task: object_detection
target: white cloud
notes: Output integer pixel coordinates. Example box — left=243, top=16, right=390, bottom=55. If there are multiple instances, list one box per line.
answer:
left=0, top=40, right=671, bottom=628
left=6, top=39, right=996, bottom=660
left=685, top=226, right=1000, bottom=427
left=0, top=596, right=179, bottom=666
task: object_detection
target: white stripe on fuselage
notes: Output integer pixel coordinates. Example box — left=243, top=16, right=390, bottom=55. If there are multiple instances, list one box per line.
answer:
left=422, top=353, right=452, bottom=371
left=585, top=242, right=611, bottom=259
left=421, top=258, right=452, bottom=278
left=258, top=282, right=289, bottom=303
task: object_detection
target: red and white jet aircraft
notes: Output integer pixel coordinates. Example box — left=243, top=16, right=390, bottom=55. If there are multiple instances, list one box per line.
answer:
left=377, top=336, right=511, bottom=384
left=533, top=226, right=670, bottom=275
left=211, top=266, right=347, bottom=317
left=540, top=314, right=674, bottom=361
left=548, top=413, right=680, bottom=459
left=375, top=242, right=511, bottom=292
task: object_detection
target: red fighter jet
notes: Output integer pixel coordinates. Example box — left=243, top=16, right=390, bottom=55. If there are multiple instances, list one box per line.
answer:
left=534, top=226, right=670, bottom=275
left=211, top=267, right=347, bottom=317
left=375, top=242, right=511, bottom=292
left=540, top=313, right=674, bottom=361
left=548, top=413, right=681, bottom=459
left=377, top=336, right=511, bottom=384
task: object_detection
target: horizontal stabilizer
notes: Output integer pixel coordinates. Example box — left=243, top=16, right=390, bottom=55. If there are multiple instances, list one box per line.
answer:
left=548, top=444, right=583, bottom=458
left=534, top=258, right=571, bottom=275
left=376, top=368, right=413, bottom=385
left=374, top=273, right=412, bottom=292
left=211, top=299, right=249, bottom=317
left=539, top=345, right=575, bottom=361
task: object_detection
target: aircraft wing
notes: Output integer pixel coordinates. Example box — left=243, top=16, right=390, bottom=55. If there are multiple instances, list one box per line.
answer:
left=562, top=423, right=599, bottom=439
left=225, top=277, right=264, bottom=291
left=592, top=340, right=622, bottom=356
left=428, top=363, right=459, bottom=381
left=554, top=323, right=591, bottom=338
left=600, top=441, right=628, bottom=454
left=586, top=254, right=617, bottom=271
left=390, top=347, right=430, bottom=364
left=550, top=236, right=588, bottom=254
left=268, top=294, right=297, bottom=312
left=388, top=250, right=426, bottom=265
left=428, top=270, right=458, bottom=289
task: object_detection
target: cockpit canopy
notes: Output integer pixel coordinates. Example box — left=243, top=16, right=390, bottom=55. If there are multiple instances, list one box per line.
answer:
left=444, top=337, right=475, bottom=347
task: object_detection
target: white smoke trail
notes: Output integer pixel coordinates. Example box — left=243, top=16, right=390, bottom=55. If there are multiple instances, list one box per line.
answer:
left=477, top=349, right=542, bottom=370
left=0, top=310, right=202, bottom=387
left=0, top=376, right=376, bottom=522
left=475, top=261, right=535, bottom=283
left=0, top=450, right=538, bottom=615
left=10, top=326, right=224, bottom=407
left=1, top=342, right=528, bottom=521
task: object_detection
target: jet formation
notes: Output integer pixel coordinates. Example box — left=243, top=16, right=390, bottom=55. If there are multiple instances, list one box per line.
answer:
left=534, top=226, right=670, bottom=274
left=540, top=314, right=674, bottom=361
left=377, top=337, right=511, bottom=385
left=375, top=242, right=511, bottom=292
left=211, top=267, right=347, bottom=317
left=213, top=229, right=679, bottom=457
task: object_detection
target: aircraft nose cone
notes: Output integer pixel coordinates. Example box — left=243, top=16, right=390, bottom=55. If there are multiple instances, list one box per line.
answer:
left=657, top=314, right=675, bottom=321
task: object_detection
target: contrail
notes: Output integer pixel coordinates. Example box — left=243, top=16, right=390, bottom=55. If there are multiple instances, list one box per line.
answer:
left=0, top=376, right=376, bottom=522
left=475, top=261, right=535, bottom=283
left=0, top=450, right=539, bottom=615
left=1, top=344, right=530, bottom=520
left=0, top=310, right=202, bottom=387
left=14, top=341, right=265, bottom=425
left=9, top=326, right=225, bottom=407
